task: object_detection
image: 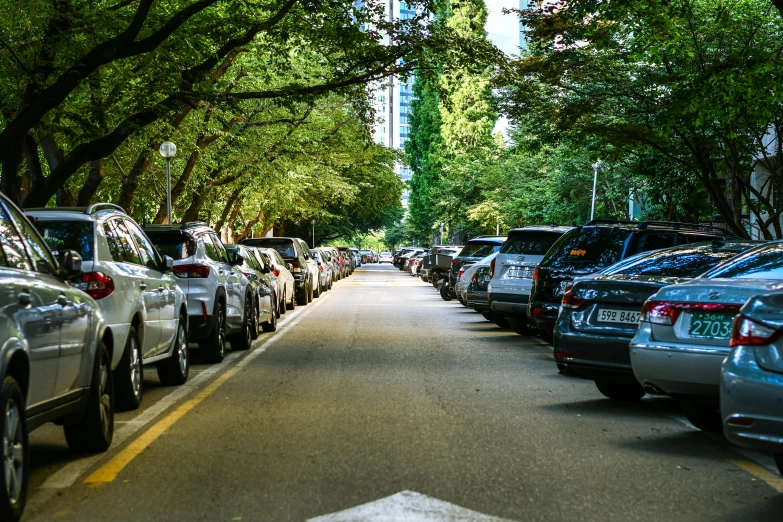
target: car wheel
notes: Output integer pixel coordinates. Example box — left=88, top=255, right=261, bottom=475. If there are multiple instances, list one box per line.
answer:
left=64, top=340, right=114, bottom=453
left=492, top=313, right=510, bottom=328
left=774, top=454, right=783, bottom=477
left=115, top=325, right=143, bottom=411
left=200, top=303, right=226, bottom=363
left=288, top=289, right=297, bottom=310
left=0, top=376, right=27, bottom=522
left=440, top=284, right=453, bottom=301
left=507, top=315, right=532, bottom=336
left=230, top=298, right=253, bottom=351
left=457, top=295, right=467, bottom=307
left=307, top=282, right=314, bottom=303
left=481, top=311, right=493, bottom=321
left=681, top=400, right=722, bottom=433
left=537, top=326, right=554, bottom=345
left=157, top=318, right=190, bottom=386
left=262, top=305, right=278, bottom=332
left=250, top=298, right=260, bottom=340
left=595, top=380, right=645, bottom=402
left=280, top=291, right=287, bottom=315
left=313, top=281, right=321, bottom=298
left=296, top=286, right=308, bottom=306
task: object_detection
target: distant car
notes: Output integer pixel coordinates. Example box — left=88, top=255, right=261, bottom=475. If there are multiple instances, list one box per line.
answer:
left=240, top=237, right=318, bottom=305
left=360, top=249, right=375, bottom=264
left=256, top=248, right=296, bottom=312
left=28, top=204, right=191, bottom=410
left=530, top=220, right=734, bottom=344
left=144, top=223, right=254, bottom=363
left=721, top=290, right=783, bottom=477
left=554, top=241, right=761, bottom=400
left=448, top=237, right=506, bottom=301
left=631, top=241, right=783, bottom=432
left=488, top=226, right=571, bottom=334
left=311, top=249, right=333, bottom=295
left=462, top=253, right=499, bottom=315
left=0, top=194, right=114, bottom=522
left=379, top=252, right=393, bottom=263
left=225, top=244, right=277, bottom=332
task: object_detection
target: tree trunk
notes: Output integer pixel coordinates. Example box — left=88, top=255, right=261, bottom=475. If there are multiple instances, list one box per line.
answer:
left=215, top=187, right=243, bottom=232
left=77, top=160, right=104, bottom=205
left=1, top=140, right=23, bottom=204
left=22, top=134, right=44, bottom=201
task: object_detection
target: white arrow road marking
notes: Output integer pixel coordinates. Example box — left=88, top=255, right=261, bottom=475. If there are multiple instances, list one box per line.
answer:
left=308, top=491, right=515, bottom=522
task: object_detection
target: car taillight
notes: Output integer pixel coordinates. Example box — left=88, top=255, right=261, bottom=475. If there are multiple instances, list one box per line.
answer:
left=640, top=301, right=741, bottom=326
left=319, top=265, right=324, bottom=273
left=489, top=258, right=496, bottom=278
left=457, top=268, right=465, bottom=279
left=74, top=272, right=114, bottom=299
left=273, top=269, right=280, bottom=277
left=452, top=259, right=460, bottom=266
left=172, top=264, right=211, bottom=278
left=533, top=266, right=539, bottom=282
left=561, top=289, right=585, bottom=310
left=731, top=315, right=780, bottom=346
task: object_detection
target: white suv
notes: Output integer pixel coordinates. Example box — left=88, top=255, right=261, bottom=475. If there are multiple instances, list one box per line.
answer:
left=27, top=204, right=190, bottom=410
left=143, top=222, right=254, bottom=364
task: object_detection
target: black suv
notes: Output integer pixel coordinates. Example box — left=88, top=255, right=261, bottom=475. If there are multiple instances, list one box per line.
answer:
left=448, top=236, right=506, bottom=299
left=240, top=237, right=316, bottom=305
left=528, top=220, right=735, bottom=343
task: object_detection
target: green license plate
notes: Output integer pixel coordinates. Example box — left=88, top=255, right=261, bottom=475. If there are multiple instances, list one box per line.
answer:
left=688, top=312, right=733, bottom=339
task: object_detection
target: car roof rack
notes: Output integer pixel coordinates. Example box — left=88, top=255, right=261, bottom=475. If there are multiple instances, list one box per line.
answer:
left=585, top=219, right=731, bottom=234
left=85, top=203, right=126, bottom=215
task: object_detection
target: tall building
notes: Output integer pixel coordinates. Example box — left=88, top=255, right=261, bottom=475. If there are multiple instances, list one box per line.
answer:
left=370, top=1, right=419, bottom=209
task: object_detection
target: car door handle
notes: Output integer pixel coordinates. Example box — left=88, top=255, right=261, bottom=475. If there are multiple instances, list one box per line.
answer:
left=18, top=291, right=31, bottom=307
left=140, top=283, right=147, bottom=290
left=57, top=294, right=68, bottom=306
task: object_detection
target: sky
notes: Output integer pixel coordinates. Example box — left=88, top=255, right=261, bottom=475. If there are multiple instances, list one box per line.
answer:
left=485, top=0, right=522, bottom=138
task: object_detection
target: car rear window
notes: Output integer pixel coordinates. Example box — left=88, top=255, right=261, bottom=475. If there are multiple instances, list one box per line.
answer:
left=243, top=238, right=296, bottom=258
left=36, top=220, right=95, bottom=261
left=609, top=248, right=742, bottom=278
left=543, top=227, right=632, bottom=272
left=145, top=231, right=197, bottom=260
left=459, top=242, right=502, bottom=257
left=500, top=232, right=562, bottom=255
left=704, top=243, right=783, bottom=280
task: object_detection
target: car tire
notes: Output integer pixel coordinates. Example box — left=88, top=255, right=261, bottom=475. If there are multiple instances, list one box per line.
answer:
left=157, top=318, right=190, bottom=386
left=288, top=289, right=297, bottom=310
left=250, top=298, right=261, bottom=340
left=681, top=400, right=722, bottom=433
left=64, top=340, right=114, bottom=453
left=457, top=295, right=467, bottom=307
left=296, top=286, right=308, bottom=306
left=481, top=311, right=493, bottom=321
left=230, top=298, right=253, bottom=351
left=0, top=376, right=28, bottom=522
left=280, top=291, right=287, bottom=315
left=262, top=305, right=278, bottom=332
left=313, top=281, right=321, bottom=299
left=774, top=454, right=783, bottom=477
left=537, top=326, right=554, bottom=345
left=307, top=282, right=314, bottom=303
left=507, top=315, right=533, bottom=336
left=200, top=302, right=226, bottom=363
left=492, top=313, right=510, bottom=328
left=594, top=380, right=645, bottom=402
left=440, top=284, right=453, bottom=301
left=115, top=326, right=143, bottom=411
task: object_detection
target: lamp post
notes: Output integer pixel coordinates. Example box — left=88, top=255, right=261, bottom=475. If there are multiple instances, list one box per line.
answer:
left=591, top=160, right=602, bottom=221
left=311, top=219, right=316, bottom=248
left=159, top=141, right=177, bottom=224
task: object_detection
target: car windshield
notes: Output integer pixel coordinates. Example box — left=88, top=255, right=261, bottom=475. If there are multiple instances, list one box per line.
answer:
left=543, top=227, right=632, bottom=272
left=499, top=231, right=562, bottom=255
left=145, top=231, right=196, bottom=260
left=704, top=242, right=783, bottom=280
left=608, top=246, right=745, bottom=278
left=244, top=239, right=296, bottom=258
left=35, top=220, right=95, bottom=261
left=459, top=242, right=501, bottom=258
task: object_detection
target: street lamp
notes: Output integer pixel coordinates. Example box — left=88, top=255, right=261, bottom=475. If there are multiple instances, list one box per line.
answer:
left=591, top=160, right=603, bottom=221
left=311, top=219, right=316, bottom=248
left=159, top=141, right=177, bottom=224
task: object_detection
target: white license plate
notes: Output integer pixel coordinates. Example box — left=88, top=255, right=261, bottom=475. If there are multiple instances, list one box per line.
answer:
left=596, top=309, right=640, bottom=324
left=507, top=266, right=534, bottom=279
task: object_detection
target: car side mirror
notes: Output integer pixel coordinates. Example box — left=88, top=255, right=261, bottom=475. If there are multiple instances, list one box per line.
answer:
left=162, top=255, right=174, bottom=272
left=317, top=261, right=322, bottom=266
left=286, top=263, right=293, bottom=271
left=58, top=250, right=82, bottom=279
left=231, top=253, right=244, bottom=266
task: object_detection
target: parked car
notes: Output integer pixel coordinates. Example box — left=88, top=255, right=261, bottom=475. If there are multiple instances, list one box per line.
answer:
left=721, top=290, right=783, bottom=477
left=400, top=248, right=425, bottom=273
left=529, top=220, right=734, bottom=344
left=322, top=247, right=342, bottom=282
left=337, top=247, right=355, bottom=272
left=420, top=246, right=462, bottom=284
left=360, top=249, right=374, bottom=264
left=462, top=253, right=499, bottom=315
left=27, top=204, right=191, bottom=410
left=379, top=252, right=393, bottom=263
left=488, top=226, right=572, bottom=334
left=143, top=223, right=254, bottom=363
left=631, top=241, right=783, bottom=432
left=554, top=240, right=761, bottom=400
left=256, top=247, right=296, bottom=312
left=311, top=249, right=333, bottom=295
left=393, top=247, right=416, bottom=268
left=225, top=244, right=277, bottom=332
left=0, top=194, right=114, bottom=522
left=456, top=253, right=497, bottom=307
left=240, top=237, right=318, bottom=305
left=447, top=237, right=506, bottom=301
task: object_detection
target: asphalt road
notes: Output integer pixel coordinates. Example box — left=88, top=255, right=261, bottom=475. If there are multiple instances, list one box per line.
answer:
left=24, top=264, right=783, bottom=521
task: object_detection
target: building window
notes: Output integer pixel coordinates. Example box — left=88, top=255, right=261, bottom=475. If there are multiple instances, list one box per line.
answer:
left=399, top=115, right=408, bottom=124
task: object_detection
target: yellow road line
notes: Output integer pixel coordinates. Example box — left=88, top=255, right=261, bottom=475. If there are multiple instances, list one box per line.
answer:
left=729, top=459, right=783, bottom=493
left=86, top=291, right=333, bottom=485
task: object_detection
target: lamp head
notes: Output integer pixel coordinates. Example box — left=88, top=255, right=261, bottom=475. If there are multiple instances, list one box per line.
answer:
left=159, top=141, right=177, bottom=158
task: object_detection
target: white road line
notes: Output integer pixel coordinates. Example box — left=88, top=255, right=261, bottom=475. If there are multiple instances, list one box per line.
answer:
left=29, top=292, right=329, bottom=508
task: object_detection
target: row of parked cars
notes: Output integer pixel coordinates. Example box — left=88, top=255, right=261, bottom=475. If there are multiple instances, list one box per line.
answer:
left=396, top=219, right=783, bottom=479
left=0, top=192, right=361, bottom=521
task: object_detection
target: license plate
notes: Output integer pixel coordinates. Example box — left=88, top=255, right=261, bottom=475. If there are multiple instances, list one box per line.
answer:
left=596, top=309, right=640, bottom=324
left=506, top=266, right=534, bottom=279
left=688, top=312, right=733, bottom=339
